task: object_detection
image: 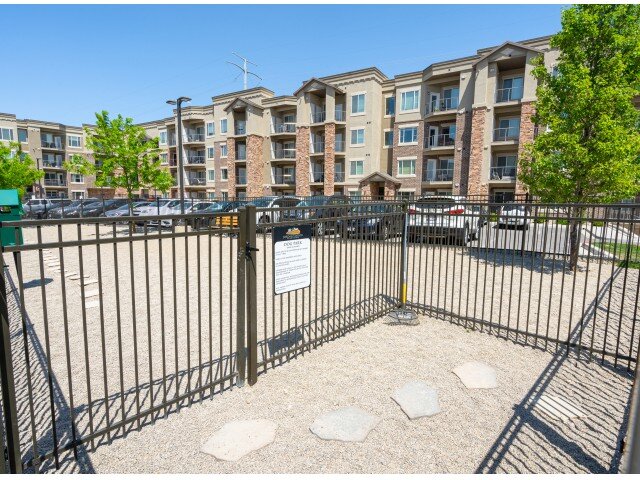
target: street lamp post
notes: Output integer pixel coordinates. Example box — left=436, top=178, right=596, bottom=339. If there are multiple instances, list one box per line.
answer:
left=166, top=96, right=191, bottom=214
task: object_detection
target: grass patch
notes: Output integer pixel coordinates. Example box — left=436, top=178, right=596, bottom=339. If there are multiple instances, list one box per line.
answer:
left=489, top=213, right=498, bottom=223
left=557, top=218, right=569, bottom=225
left=595, top=241, right=640, bottom=269
left=592, top=220, right=605, bottom=227
left=535, top=216, right=548, bottom=224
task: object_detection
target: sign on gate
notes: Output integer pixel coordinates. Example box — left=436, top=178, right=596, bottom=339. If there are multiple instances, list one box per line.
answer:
left=273, top=224, right=312, bottom=295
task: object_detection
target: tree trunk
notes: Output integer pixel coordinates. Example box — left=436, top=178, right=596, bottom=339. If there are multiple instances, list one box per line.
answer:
left=568, top=206, right=584, bottom=272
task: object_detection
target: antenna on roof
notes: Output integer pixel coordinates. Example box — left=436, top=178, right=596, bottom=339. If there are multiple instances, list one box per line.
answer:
left=227, top=53, right=262, bottom=90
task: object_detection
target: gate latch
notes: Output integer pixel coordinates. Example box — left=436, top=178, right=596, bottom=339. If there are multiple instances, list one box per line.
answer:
left=245, top=242, right=259, bottom=259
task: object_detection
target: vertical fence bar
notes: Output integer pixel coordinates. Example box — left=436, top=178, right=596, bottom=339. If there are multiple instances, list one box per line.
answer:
left=236, top=208, right=247, bottom=387
left=0, top=252, right=21, bottom=473
left=245, top=204, right=258, bottom=386
left=624, top=356, right=640, bottom=473
left=398, top=201, right=409, bottom=308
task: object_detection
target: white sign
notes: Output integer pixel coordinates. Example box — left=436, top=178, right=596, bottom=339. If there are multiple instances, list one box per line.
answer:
left=273, top=225, right=311, bottom=295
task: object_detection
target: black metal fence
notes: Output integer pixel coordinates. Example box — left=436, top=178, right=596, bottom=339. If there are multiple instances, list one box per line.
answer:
left=1, top=199, right=640, bottom=473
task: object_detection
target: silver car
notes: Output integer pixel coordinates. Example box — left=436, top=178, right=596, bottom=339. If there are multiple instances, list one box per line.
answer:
left=408, top=196, right=481, bottom=245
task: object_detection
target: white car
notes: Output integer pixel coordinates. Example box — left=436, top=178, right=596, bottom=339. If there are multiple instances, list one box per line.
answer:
left=243, top=196, right=300, bottom=224
left=408, top=195, right=482, bottom=245
left=498, top=203, right=530, bottom=229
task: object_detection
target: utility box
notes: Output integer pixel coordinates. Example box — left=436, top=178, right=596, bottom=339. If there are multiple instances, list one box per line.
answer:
left=0, top=189, right=23, bottom=247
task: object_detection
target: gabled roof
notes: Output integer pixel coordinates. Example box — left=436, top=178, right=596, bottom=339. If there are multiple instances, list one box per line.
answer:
left=223, top=97, right=264, bottom=113
left=472, top=41, right=543, bottom=66
left=358, top=171, right=401, bottom=186
left=293, top=77, right=344, bottom=97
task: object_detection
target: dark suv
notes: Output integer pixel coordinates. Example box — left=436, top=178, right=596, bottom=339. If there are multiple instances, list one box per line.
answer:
left=285, top=195, right=352, bottom=236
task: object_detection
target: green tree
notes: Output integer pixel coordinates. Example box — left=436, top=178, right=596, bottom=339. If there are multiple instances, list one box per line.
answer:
left=519, top=4, right=640, bottom=270
left=0, top=142, right=44, bottom=197
left=74, top=111, right=173, bottom=212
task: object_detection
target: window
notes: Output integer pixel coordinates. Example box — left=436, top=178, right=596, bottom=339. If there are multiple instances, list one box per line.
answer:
left=397, top=158, right=416, bottom=176
left=18, top=128, right=27, bottom=143
left=0, top=128, right=13, bottom=141
left=385, top=96, right=395, bottom=116
left=70, top=174, right=84, bottom=183
left=220, top=168, right=228, bottom=180
left=68, top=135, right=81, bottom=148
left=399, top=127, right=418, bottom=144
left=206, top=122, right=215, bottom=137
left=400, top=90, right=420, bottom=112
left=351, top=93, right=365, bottom=115
left=349, top=191, right=362, bottom=202
left=207, top=147, right=215, bottom=159
left=207, top=169, right=216, bottom=181
left=384, top=130, right=393, bottom=147
left=221, top=191, right=229, bottom=200
left=350, top=128, right=365, bottom=146
left=442, top=87, right=459, bottom=110
left=159, top=131, right=167, bottom=145
left=496, top=118, right=520, bottom=140
left=220, top=144, right=228, bottom=157
left=72, top=191, right=85, bottom=200
left=491, top=155, right=517, bottom=180
left=350, top=160, right=364, bottom=176
left=498, top=76, right=524, bottom=102
left=398, top=190, right=415, bottom=201
left=220, top=119, right=228, bottom=134
left=159, top=153, right=168, bottom=165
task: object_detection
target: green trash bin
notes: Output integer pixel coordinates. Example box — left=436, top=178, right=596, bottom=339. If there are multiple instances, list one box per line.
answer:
left=0, top=189, right=24, bottom=248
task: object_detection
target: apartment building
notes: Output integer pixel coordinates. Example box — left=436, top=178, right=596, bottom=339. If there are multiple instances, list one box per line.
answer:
left=1, top=35, right=560, bottom=202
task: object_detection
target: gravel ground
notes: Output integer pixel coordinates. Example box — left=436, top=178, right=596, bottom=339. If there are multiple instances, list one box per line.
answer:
left=2, top=221, right=636, bottom=473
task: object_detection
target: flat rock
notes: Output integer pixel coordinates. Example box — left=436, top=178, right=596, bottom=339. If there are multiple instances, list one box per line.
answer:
left=84, top=300, right=100, bottom=309
left=310, top=406, right=380, bottom=442
left=392, top=381, right=441, bottom=419
left=453, top=361, right=497, bottom=389
left=83, top=289, right=99, bottom=298
left=201, top=419, right=277, bottom=461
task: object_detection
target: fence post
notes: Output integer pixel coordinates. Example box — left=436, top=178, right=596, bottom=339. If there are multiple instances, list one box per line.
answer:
left=0, top=253, right=21, bottom=473
left=399, top=201, right=409, bottom=308
left=236, top=208, right=247, bottom=387
left=624, top=355, right=640, bottom=473
left=245, top=204, right=258, bottom=386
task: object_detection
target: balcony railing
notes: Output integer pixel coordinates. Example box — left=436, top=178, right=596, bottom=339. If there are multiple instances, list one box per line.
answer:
left=490, top=166, right=517, bottom=180
left=312, top=142, right=325, bottom=154
left=494, top=127, right=520, bottom=142
left=430, top=97, right=459, bottom=113
left=272, top=122, right=296, bottom=134
left=42, top=160, right=63, bottom=168
left=335, top=108, right=346, bottom=122
left=427, top=134, right=455, bottom=148
left=311, top=111, right=326, bottom=123
left=496, top=86, right=524, bottom=103
left=168, top=136, right=176, bottom=146
left=335, top=141, right=345, bottom=152
left=236, top=175, right=247, bottom=185
left=235, top=122, right=246, bottom=135
left=44, top=178, right=67, bottom=186
left=423, top=168, right=454, bottom=182
left=188, top=177, right=207, bottom=186
left=41, top=141, right=63, bottom=149
left=273, top=148, right=296, bottom=159
left=335, top=171, right=345, bottom=182
left=272, top=173, right=296, bottom=185
left=311, top=171, right=324, bottom=182
left=185, top=155, right=206, bottom=165
left=184, top=133, right=205, bottom=143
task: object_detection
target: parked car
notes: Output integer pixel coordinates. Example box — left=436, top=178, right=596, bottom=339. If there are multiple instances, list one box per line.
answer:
left=338, top=203, right=402, bottom=240
left=408, top=195, right=480, bottom=245
left=76, top=199, right=129, bottom=218
left=284, top=195, right=352, bottom=236
left=104, top=201, right=152, bottom=218
left=498, top=203, right=530, bottom=229
left=22, top=198, right=63, bottom=219
left=232, top=196, right=301, bottom=225
left=46, top=199, right=99, bottom=219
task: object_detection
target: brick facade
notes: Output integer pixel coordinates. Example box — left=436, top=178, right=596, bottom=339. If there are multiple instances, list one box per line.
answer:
left=323, top=123, right=335, bottom=195
left=246, top=134, right=265, bottom=198
left=467, top=106, right=488, bottom=196
left=452, top=110, right=472, bottom=195
left=391, top=121, right=425, bottom=195
left=295, top=126, right=310, bottom=196
left=226, top=137, right=236, bottom=198
left=516, top=101, right=536, bottom=195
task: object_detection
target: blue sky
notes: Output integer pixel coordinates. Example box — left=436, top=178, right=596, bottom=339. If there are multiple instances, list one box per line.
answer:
left=1, top=4, right=566, bottom=125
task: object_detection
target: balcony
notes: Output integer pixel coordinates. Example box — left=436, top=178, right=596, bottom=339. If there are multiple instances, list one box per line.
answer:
left=496, top=87, right=524, bottom=103
left=42, top=160, right=63, bottom=169
left=490, top=166, right=517, bottom=180
left=184, top=133, right=204, bottom=143
left=335, top=108, right=346, bottom=122
left=494, top=128, right=520, bottom=142
left=311, top=171, right=324, bottom=183
left=188, top=177, right=207, bottom=186
left=185, top=155, right=206, bottom=165
left=44, top=178, right=67, bottom=187
left=273, top=148, right=296, bottom=159
left=311, top=111, right=326, bottom=123
left=430, top=97, right=459, bottom=113
left=236, top=149, right=247, bottom=161
left=272, top=173, right=296, bottom=185
left=312, top=142, right=325, bottom=154
left=423, top=168, right=454, bottom=182
left=272, top=123, right=296, bottom=134
left=235, top=122, right=246, bottom=135
left=236, top=175, right=247, bottom=185
left=426, top=134, right=455, bottom=148
left=41, top=140, right=63, bottom=150
left=335, top=141, right=345, bottom=153
left=335, top=171, right=345, bottom=182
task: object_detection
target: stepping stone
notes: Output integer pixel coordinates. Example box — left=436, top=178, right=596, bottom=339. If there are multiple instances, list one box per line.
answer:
left=47, top=263, right=60, bottom=267
left=392, top=381, right=441, bottom=420
left=83, top=279, right=98, bottom=287
left=84, top=300, right=100, bottom=309
left=453, top=361, right=497, bottom=389
left=310, top=406, right=379, bottom=442
left=534, top=394, right=587, bottom=422
left=201, top=419, right=277, bottom=461
left=83, top=289, right=99, bottom=298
